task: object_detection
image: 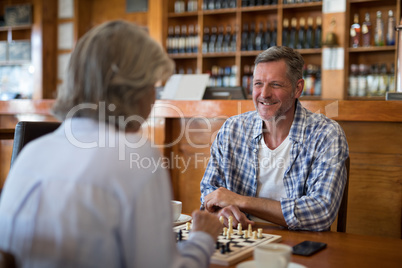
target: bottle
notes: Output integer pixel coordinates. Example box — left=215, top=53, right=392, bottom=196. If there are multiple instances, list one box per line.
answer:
left=297, top=17, right=306, bottom=49
left=242, top=0, right=249, bottom=7
left=174, top=0, right=185, bottom=13
left=350, top=13, right=361, bottom=48
left=209, top=26, right=218, bottom=52
left=378, top=63, right=388, bottom=95
left=282, top=18, right=290, bottom=47
left=249, top=0, right=256, bottom=6
left=229, top=0, right=237, bottom=8
left=230, top=25, right=237, bottom=52
left=255, top=22, right=264, bottom=51
left=242, top=65, right=251, bottom=95
left=289, top=18, right=297, bottom=49
left=262, top=21, right=271, bottom=50
left=202, top=27, right=210, bottom=53
left=193, top=25, right=199, bottom=53
left=362, top=13, right=372, bottom=47
left=215, top=26, right=224, bottom=52
left=166, top=26, right=174, bottom=53
left=357, top=64, right=368, bottom=97
left=315, top=66, right=321, bottom=96
left=386, top=10, right=396, bottom=45
left=241, top=23, right=249, bottom=51
left=172, top=25, right=181, bottom=54
left=215, top=0, right=221, bottom=9
left=186, top=25, right=194, bottom=53
left=348, top=64, right=359, bottom=96
left=230, top=65, right=237, bottom=86
left=248, top=22, right=256, bottom=51
left=367, top=64, right=379, bottom=96
left=388, top=63, right=395, bottom=92
left=222, top=25, right=232, bottom=52
left=305, top=17, right=314, bottom=49
left=374, top=11, right=384, bottom=46
left=187, top=0, right=198, bottom=12
left=208, top=0, right=215, bottom=10
left=304, top=64, right=316, bottom=95
left=270, top=20, right=277, bottom=47
left=179, top=25, right=187, bottom=53
left=314, top=17, right=322, bottom=48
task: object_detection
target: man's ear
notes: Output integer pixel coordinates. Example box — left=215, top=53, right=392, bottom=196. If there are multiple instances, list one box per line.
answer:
left=295, top=79, right=304, bottom=98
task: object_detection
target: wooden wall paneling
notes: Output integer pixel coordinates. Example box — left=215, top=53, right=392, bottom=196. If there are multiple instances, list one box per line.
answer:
left=339, top=121, right=402, bottom=238
left=89, top=0, right=147, bottom=27
left=31, top=0, right=43, bottom=99
left=321, top=11, right=346, bottom=100
left=76, top=0, right=93, bottom=39
left=39, top=0, right=57, bottom=99
left=148, top=0, right=165, bottom=44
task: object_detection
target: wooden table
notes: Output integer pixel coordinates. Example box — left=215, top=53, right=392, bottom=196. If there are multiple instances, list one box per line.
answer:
left=210, top=223, right=402, bottom=268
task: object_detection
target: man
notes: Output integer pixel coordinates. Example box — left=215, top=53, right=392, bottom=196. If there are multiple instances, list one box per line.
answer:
left=201, top=46, right=349, bottom=231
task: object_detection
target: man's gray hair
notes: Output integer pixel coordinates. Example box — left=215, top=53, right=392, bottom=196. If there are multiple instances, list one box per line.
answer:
left=52, top=20, right=175, bottom=130
left=254, top=46, right=304, bottom=88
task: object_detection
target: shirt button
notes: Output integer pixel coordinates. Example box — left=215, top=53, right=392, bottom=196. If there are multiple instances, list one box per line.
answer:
left=253, top=149, right=257, bottom=153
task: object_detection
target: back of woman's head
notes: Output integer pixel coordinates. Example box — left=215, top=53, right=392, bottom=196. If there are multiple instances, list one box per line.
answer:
left=52, top=20, right=174, bottom=130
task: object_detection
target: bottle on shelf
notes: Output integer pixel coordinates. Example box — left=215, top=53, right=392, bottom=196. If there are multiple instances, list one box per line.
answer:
left=270, top=20, right=277, bottom=47
left=282, top=18, right=290, bottom=47
left=388, top=63, right=395, bottom=92
left=255, top=22, right=264, bottom=51
left=193, top=25, right=199, bottom=53
left=174, top=0, right=186, bottom=13
left=315, top=67, right=321, bottom=96
left=222, top=25, right=232, bottom=52
left=186, top=25, right=194, bottom=53
left=248, top=22, right=256, bottom=51
left=202, top=0, right=208, bottom=10
left=208, top=0, right=215, bottom=10
left=209, top=26, right=218, bottom=52
left=249, top=0, right=256, bottom=7
left=314, top=17, right=322, bottom=48
left=202, top=27, right=210, bottom=53
left=172, top=25, right=181, bottom=54
left=229, top=0, right=237, bottom=8
left=386, top=10, right=396, bottom=46
left=179, top=25, right=187, bottom=53
left=378, top=63, right=388, bottom=95
left=289, top=18, right=297, bottom=49
left=242, top=65, right=253, bottom=95
left=230, top=65, right=237, bottom=86
left=215, top=26, right=224, bottom=52
left=262, top=21, right=271, bottom=50
left=374, top=11, right=384, bottom=46
left=350, top=13, right=361, bottom=48
left=362, top=13, right=372, bottom=47
left=297, top=17, right=306, bottom=49
left=231, top=25, right=237, bottom=51
left=348, top=64, right=359, bottom=97
left=303, top=64, right=316, bottom=95
left=367, top=64, right=379, bottom=96
left=256, top=0, right=263, bottom=6
left=305, top=17, right=314, bottom=49
left=215, top=0, right=222, bottom=9
left=242, top=0, right=249, bottom=7
left=222, top=0, right=229, bottom=9
left=187, top=0, right=198, bottom=12
left=167, top=26, right=174, bottom=53
left=241, top=23, right=249, bottom=51
left=357, top=64, right=368, bottom=97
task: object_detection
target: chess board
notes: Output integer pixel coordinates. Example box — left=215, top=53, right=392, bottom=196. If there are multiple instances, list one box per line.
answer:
left=173, top=224, right=282, bottom=266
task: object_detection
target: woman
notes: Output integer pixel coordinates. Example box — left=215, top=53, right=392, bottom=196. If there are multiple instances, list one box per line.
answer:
left=0, top=20, right=221, bottom=267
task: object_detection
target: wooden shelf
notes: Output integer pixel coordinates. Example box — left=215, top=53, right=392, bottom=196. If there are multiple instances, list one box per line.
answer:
left=282, top=2, right=322, bottom=10
left=241, top=5, right=278, bottom=12
left=0, top=25, right=32, bottom=32
left=0, top=61, right=31, bottom=66
left=168, top=53, right=198, bottom=59
left=202, top=8, right=237, bottom=15
left=168, top=11, right=198, bottom=18
left=348, top=46, right=396, bottom=53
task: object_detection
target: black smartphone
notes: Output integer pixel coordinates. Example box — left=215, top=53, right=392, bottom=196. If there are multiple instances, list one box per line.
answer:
left=292, top=240, right=327, bottom=256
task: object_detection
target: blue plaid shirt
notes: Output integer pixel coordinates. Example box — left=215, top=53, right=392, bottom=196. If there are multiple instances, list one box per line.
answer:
left=201, top=100, right=349, bottom=231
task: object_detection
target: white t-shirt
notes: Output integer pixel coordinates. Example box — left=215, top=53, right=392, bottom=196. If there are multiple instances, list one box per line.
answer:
left=249, top=135, right=291, bottom=222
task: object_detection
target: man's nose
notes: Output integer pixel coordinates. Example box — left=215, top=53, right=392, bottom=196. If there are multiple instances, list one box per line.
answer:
left=259, top=84, right=272, bottom=98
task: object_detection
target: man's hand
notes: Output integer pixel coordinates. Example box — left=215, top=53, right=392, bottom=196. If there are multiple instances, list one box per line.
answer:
left=191, top=210, right=222, bottom=241
left=204, top=187, right=242, bottom=212
left=217, top=205, right=254, bottom=229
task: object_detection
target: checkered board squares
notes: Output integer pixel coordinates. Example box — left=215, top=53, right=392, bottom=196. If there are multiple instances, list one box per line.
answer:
left=174, top=224, right=282, bottom=266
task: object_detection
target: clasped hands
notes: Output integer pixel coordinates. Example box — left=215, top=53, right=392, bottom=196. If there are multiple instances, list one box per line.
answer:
left=204, top=187, right=254, bottom=228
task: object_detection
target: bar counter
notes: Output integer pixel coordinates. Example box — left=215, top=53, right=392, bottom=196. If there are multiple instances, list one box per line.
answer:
left=0, top=99, right=401, bottom=239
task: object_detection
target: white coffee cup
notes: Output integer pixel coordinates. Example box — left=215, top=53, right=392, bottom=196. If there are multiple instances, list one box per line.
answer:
left=254, top=243, right=292, bottom=268
left=171, top=200, right=182, bottom=222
